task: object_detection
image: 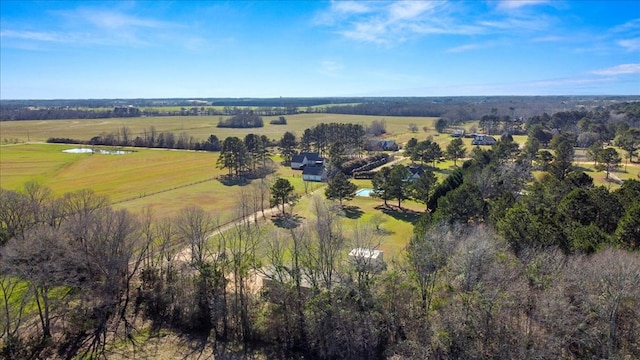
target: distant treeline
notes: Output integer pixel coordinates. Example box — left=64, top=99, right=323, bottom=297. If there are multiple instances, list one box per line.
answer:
left=0, top=105, right=286, bottom=121
left=0, top=106, right=142, bottom=121
left=323, top=101, right=445, bottom=117
left=3, top=96, right=638, bottom=121
left=47, top=128, right=239, bottom=152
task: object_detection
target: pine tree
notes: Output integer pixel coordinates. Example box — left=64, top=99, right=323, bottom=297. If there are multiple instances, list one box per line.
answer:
left=271, top=178, right=296, bottom=216
left=445, top=138, right=466, bottom=166
left=411, top=169, right=437, bottom=210
left=325, top=172, right=357, bottom=206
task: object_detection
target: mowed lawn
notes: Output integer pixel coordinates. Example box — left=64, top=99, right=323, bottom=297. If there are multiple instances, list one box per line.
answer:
left=273, top=177, right=422, bottom=261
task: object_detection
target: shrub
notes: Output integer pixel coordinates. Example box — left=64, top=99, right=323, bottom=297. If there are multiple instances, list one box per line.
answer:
left=269, top=116, right=287, bottom=125
left=217, top=112, right=264, bottom=128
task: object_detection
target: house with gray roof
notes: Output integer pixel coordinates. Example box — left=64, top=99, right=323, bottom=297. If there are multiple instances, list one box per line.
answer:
left=302, top=165, right=327, bottom=182
left=291, top=152, right=323, bottom=169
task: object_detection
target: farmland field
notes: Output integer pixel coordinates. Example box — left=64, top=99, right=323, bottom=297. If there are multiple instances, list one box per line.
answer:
left=0, top=141, right=422, bottom=259
left=3, top=114, right=638, bottom=260
left=0, top=113, right=440, bottom=143
left=1, top=143, right=246, bottom=222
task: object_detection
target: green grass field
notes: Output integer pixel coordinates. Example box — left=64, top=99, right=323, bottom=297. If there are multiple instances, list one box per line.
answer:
left=0, top=113, right=440, bottom=144
left=0, top=141, right=425, bottom=260
left=2, top=116, right=638, bottom=260
left=1, top=143, right=247, bottom=221
left=277, top=185, right=423, bottom=261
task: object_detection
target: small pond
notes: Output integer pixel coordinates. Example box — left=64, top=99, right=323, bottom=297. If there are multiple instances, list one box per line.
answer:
left=63, top=148, right=131, bottom=155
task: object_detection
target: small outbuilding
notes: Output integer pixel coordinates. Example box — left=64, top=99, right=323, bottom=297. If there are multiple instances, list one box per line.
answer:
left=471, top=134, right=497, bottom=146
left=348, top=248, right=385, bottom=272
left=451, top=129, right=465, bottom=138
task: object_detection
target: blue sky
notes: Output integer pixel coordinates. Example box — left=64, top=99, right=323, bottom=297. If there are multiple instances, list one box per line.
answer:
left=1, top=0, right=639, bottom=99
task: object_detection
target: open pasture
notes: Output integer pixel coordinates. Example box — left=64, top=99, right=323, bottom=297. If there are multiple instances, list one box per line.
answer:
left=0, top=143, right=256, bottom=222
left=1, top=142, right=422, bottom=259
left=0, top=113, right=440, bottom=144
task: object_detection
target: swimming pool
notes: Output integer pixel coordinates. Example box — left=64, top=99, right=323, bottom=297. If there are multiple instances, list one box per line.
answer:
left=356, top=188, right=374, bottom=197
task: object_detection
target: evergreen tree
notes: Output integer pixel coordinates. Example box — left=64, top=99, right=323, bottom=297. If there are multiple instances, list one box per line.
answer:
left=433, top=183, right=485, bottom=225
left=325, top=172, right=357, bottom=206
left=271, top=178, right=296, bottom=216
left=596, top=147, right=621, bottom=180
left=404, top=137, right=418, bottom=158
left=616, top=201, right=640, bottom=250
left=217, top=136, right=249, bottom=177
left=614, top=179, right=640, bottom=208
left=428, top=168, right=464, bottom=210
left=372, top=168, right=393, bottom=206
left=586, top=142, right=602, bottom=167
left=244, top=133, right=260, bottom=171
left=300, top=128, right=314, bottom=152
left=279, top=131, right=297, bottom=164
left=410, top=169, right=437, bottom=210
left=445, top=138, right=466, bottom=166
left=614, top=128, right=640, bottom=165
left=550, top=133, right=575, bottom=180
left=388, top=165, right=411, bottom=208
left=327, top=141, right=346, bottom=170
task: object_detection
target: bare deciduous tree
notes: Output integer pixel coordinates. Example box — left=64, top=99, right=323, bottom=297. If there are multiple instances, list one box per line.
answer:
left=0, top=189, right=34, bottom=244
left=175, top=206, right=216, bottom=268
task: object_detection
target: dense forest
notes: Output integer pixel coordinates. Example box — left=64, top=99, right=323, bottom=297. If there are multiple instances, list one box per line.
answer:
left=1, top=98, right=640, bottom=359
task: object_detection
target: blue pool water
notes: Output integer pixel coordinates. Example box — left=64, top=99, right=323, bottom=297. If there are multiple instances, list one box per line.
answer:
left=356, top=188, right=374, bottom=197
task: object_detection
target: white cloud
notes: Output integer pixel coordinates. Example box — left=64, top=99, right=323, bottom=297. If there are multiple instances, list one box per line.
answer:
left=445, top=43, right=482, bottom=53
left=479, top=16, right=551, bottom=32
left=319, top=1, right=480, bottom=44
left=591, top=63, right=640, bottom=76
left=313, top=1, right=373, bottom=26
left=76, top=9, right=170, bottom=30
left=611, top=18, right=640, bottom=33
left=318, top=60, right=344, bottom=77
left=0, top=30, right=67, bottom=43
left=532, top=35, right=569, bottom=42
left=496, top=0, right=549, bottom=10
left=0, top=28, right=119, bottom=47
left=2, top=6, right=203, bottom=50
left=332, top=1, right=372, bottom=15
left=528, top=76, right=613, bottom=88
left=317, top=0, right=557, bottom=45
left=388, top=1, right=435, bottom=22
left=618, top=37, right=640, bottom=52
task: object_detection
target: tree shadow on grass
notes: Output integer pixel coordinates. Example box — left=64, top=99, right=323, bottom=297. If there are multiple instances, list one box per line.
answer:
left=375, top=228, right=394, bottom=236
left=272, top=213, right=304, bottom=229
left=342, top=205, right=364, bottom=219
left=178, top=333, right=215, bottom=360
left=175, top=333, right=266, bottom=360
left=218, top=175, right=250, bottom=186
left=375, top=204, right=421, bottom=224
left=433, top=166, right=453, bottom=176
left=574, top=165, right=595, bottom=173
